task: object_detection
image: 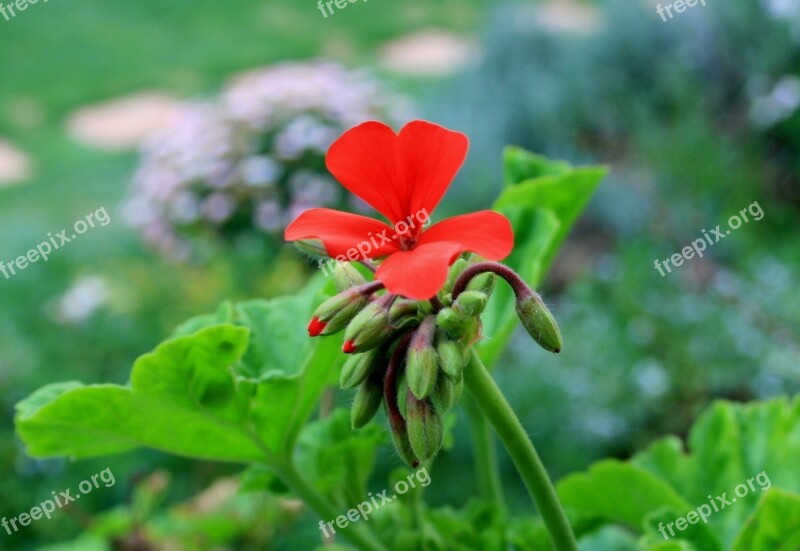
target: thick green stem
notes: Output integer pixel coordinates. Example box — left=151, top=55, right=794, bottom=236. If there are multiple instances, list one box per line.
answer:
left=463, top=350, right=578, bottom=551
left=274, top=461, right=389, bottom=551
left=462, top=395, right=505, bottom=509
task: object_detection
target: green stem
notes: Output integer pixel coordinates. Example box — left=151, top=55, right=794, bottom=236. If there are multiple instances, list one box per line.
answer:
left=463, top=350, right=578, bottom=551
left=273, top=461, right=390, bottom=551
left=462, top=394, right=505, bottom=509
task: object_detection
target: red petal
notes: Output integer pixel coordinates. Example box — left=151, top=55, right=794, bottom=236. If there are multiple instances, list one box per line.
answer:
left=326, top=121, right=408, bottom=224
left=307, top=317, right=327, bottom=337
left=398, top=121, right=469, bottom=216
left=326, top=120, right=468, bottom=224
left=343, top=340, right=357, bottom=354
left=418, top=211, right=514, bottom=260
left=285, top=208, right=399, bottom=259
left=375, top=242, right=463, bottom=300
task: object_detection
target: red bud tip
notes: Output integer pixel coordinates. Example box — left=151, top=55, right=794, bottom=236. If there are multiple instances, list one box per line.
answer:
left=307, top=316, right=327, bottom=337
left=342, top=340, right=357, bottom=354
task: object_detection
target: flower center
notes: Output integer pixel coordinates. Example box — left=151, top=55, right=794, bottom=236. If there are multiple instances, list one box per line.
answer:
left=398, top=230, right=419, bottom=250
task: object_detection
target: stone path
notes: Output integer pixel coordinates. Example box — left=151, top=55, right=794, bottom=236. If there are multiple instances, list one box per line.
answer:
left=66, top=92, right=183, bottom=151
left=0, top=140, right=33, bottom=187
left=379, top=30, right=475, bottom=77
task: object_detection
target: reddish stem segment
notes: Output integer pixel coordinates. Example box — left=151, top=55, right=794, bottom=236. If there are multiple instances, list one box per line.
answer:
left=452, top=261, right=533, bottom=300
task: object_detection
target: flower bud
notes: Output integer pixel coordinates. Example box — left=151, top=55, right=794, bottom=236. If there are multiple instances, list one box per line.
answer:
left=396, top=374, right=409, bottom=419
left=340, top=349, right=381, bottom=389
left=342, top=294, right=396, bottom=353
left=435, top=307, right=470, bottom=338
left=454, top=290, right=488, bottom=317
left=390, top=299, right=420, bottom=320
left=406, top=316, right=438, bottom=399
left=351, top=373, right=383, bottom=429
left=432, top=372, right=463, bottom=412
left=466, top=272, right=496, bottom=296
left=308, top=282, right=382, bottom=337
left=515, top=290, right=562, bottom=353
left=391, top=426, right=420, bottom=468
left=333, top=262, right=368, bottom=292
left=443, top=258, right=469, bottom=294
left=436, top=338, right=465, bottom=381
left=406, top=392, right=444, bottom=462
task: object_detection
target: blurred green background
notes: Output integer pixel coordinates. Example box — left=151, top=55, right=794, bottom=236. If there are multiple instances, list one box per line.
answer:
left=1, top=0, right=799, bottom=549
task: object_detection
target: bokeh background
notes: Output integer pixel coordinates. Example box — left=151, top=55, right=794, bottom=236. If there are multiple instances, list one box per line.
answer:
left=1, top=0, right=799, bottom=548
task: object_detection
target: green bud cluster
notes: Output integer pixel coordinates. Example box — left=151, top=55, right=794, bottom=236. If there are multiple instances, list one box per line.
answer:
left=305, top=256, right=562, bottom=466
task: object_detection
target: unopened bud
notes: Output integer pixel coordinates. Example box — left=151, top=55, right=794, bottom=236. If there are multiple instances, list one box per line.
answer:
left=406, top=316, right=438, bottom=399
left=436, top=338, right=465, bottom=381
left=333, top=262, right=368, bottom=292
left=466, top=272, right=496, bottom=296
left=454, top=290, right=488, bottom=317
left=443, top=258, right=469, bottom=294
left=390, top=299, right=420, bottom=321
left=515, top=290, right=562, bottom=353
left=432, top=373, right=462, bottom=411
left=308, top=282, right=382, bottom=337
left=340, top=349, right=381, bottom=389
left=396, top=374, right=409, bottom=419
left=435, top=307, right=470, bottom=338
left=389, top=416, right=419, bottom=467
left=342, top=294, right=396, bottom=353
left=351, top=373, right=384, bottom=429
left=406, top=392, right=444, bottom=462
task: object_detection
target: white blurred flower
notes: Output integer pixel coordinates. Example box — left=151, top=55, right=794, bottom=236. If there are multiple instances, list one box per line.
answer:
left=241, top=155, right=281, bottom=186
left=124, top=61, right=413, bottom=260
left=763, top=0, right=800, bottom=19
left=254, top=200, right=284, bottom=232
left=750, top=75, right=800, bottom=127
left=202, top=193, right=235, bottom=223
left=52, top=277, right=109, bottom=324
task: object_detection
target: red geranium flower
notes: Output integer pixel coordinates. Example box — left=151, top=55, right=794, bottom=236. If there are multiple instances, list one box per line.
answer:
left=285, top=120, right=514, bottom=300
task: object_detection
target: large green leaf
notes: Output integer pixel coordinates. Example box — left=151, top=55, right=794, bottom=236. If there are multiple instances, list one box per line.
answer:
left=557, top=397, right=800, bottom=550
left=15, top=279, right=344, bottom=464
left=479, top=147, right=606, bottom=367
left=730, top=489, right=800, bottom=551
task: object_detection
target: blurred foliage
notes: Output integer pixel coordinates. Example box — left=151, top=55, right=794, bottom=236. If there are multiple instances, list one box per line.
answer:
left=558, top=396, right=800, bottom=550
left=432, top=0, right=800, bottom=492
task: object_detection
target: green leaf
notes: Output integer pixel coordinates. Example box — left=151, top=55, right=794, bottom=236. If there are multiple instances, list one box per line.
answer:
left=731, top=489, right=800, bottom=551
left=576, top=525, right=641, bottom=551
left=480, top=148, right=605, bottom=366
left=36, top=536, right=110, bottom=551
left=558, top=461, right=691, bottom=528
left=295, top=408, right=385, bottom=508
left=502, top=146, right=573, bottom=186
left=16, top=325, right=265, bottom=462
left=16, top=279, right=345, bottom=464
left=557, top=397, right=800, bottom=550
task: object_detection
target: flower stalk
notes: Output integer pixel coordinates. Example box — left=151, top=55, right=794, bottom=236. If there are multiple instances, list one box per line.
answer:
left=463, top=349, right=577, bottom=550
